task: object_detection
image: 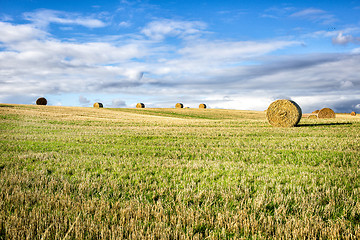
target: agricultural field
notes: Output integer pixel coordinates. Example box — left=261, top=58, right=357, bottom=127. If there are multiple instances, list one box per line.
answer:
left=0, top=104, right=360, bottom=239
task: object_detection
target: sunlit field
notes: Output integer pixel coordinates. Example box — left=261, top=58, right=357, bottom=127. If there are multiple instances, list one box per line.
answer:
left=1, top=104, right=359, bottom=239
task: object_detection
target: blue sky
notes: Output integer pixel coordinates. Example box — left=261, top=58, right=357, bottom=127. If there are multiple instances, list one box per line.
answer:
left=1, top=0, right=360, bottom=112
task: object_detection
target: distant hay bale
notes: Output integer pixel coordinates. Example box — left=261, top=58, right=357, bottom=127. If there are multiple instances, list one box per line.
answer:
left=175, top=103, right=183, bottom=108
left=36, top=97, right=47, bottom=105
left=312, top=110, right=320, bottom=114
left=93, top=102, right=103, bottom=108
left=199, top=103, right=207, bottom=109
left=136, top=103, right=145, bottom=108
left=266, top=99, right=302, bottom=127
left=350, top=111, right=356, bottom=116
left=308, top=114, right=318, bottom=119
left=317, top=108, right=335, bottom=119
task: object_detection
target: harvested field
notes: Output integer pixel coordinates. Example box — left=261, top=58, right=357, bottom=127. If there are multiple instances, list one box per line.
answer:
left=0, top=104, right=359, bottom=239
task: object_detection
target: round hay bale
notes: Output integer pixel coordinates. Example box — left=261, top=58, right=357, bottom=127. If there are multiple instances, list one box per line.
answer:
left=266, top=99, right=302, bottom=127
left=317, top=108, right=335, bottom=119
left=199, top=103, right=207, bottom=109
left=175, top=103, right=183, bottom=108
left=308, top=114, right=318, bottom=119
left=136, top=103, right=145, bottom=108
left=93, top=102, right=103, bottom=108
left=36, top=97, right=47, bottom=105
left=312, top=110, right=320, bottom=114
left=350, top=111, right=356, bottom=116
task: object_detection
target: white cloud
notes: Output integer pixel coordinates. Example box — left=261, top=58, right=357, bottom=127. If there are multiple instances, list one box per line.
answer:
left=111, top=99, right=127, bottom=108
left=290, top=8, right=337, bottom=25
left=1, top=12, right=360, bottom=113
left=291, top=8, right=326, bottom=17
left=0, top=22, right=46, bottom=43
left=201, top=94, right=272, bottom=111
left=119, top=21, right=131, bottom=27
left=23, top=9, right=106, bottom=28
left=352, top=47, right=360, bottom=53
left=178, top=40, right=300, bottom=61
left=143, top=40, right=301, bottom=80
left=141, top=19, right=207, bottom=40
left=79, top=95, right=90, bottom=104
left=332, top=32, right=360, bottom=45
left=0, top=14, right=13, bottom=22
left=340, top=80, right=354, bottom=88
left=0, top=20, right=148, bottom=98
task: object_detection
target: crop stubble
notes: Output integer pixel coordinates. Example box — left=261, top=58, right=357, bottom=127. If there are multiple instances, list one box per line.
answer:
left=0, top=104, right=359, bottom=239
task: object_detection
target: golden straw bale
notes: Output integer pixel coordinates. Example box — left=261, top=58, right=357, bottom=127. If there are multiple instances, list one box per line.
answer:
left=93, top=102, right=103, bottom=108
left=136, top=103, right=145, bottom=108
left=199, top=103, right=207, bottom=109
left=175, top=103, right=183, bottom=108
left=36, top=97, right=47, bottom=105
left=312, top=110, right=320, bottom=114
left=266, top=99, right=302, bottom=127
left=308, top=114, right=318, bottom=119
left=350, top=111, right=356, bottom=116
left=317, top=108, right=335, bottom=118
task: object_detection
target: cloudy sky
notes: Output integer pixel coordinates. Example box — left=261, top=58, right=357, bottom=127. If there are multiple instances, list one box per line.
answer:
left=1, top=0, right=360, bottom=112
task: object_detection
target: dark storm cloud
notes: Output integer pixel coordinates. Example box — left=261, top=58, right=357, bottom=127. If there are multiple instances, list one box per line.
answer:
left=327, top=99, right=360, bottom=113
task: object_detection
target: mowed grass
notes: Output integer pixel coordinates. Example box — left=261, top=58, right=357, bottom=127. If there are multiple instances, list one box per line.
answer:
left=0, top=104, right=360, bottom=239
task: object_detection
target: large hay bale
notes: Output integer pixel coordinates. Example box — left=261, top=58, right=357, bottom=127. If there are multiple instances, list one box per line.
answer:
left=136, top=103, right=145, bottom=108
left=36, top=97, right=47, bottom=105
left=317, top=108, right=335, bottom=118
left=93, top=102, right=103, bottom=108
left=308, top=114, right=318, bottom=119
left=266, top=99, right=302, bottom=127
left=350, top=111, right=356, bottom=116
left=199, top=103, right=207, bottom=109
left=312, top=110, right=320, bottom=114
left=175, top=103, right=183, bottom=108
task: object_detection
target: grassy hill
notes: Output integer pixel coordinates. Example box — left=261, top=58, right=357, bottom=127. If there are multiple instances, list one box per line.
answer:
left=1, top=104, right=359, bottom=239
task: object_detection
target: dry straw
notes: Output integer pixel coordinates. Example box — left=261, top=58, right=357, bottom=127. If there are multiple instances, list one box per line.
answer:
left=199, top=103, right=207, bottom=109
left=266, top=99, right=302, bottom=127
left=312, top=110, right=320, bottom=114
left=136, top=103, right=145, bottom=108
left=317, top=108, right=335, bottom=118
left=308, top=114, right=318, bottom=119
left=175, top=103, right=183, bottom=108
left=36, top=97, right=47, bottom=105
left=93, top=102, right=103, bottom=108
left=350, top=111, right=356, bottom=116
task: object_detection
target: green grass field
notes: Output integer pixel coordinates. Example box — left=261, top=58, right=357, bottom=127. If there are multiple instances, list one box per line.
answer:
left=0, top=104, right=359, bottom=239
